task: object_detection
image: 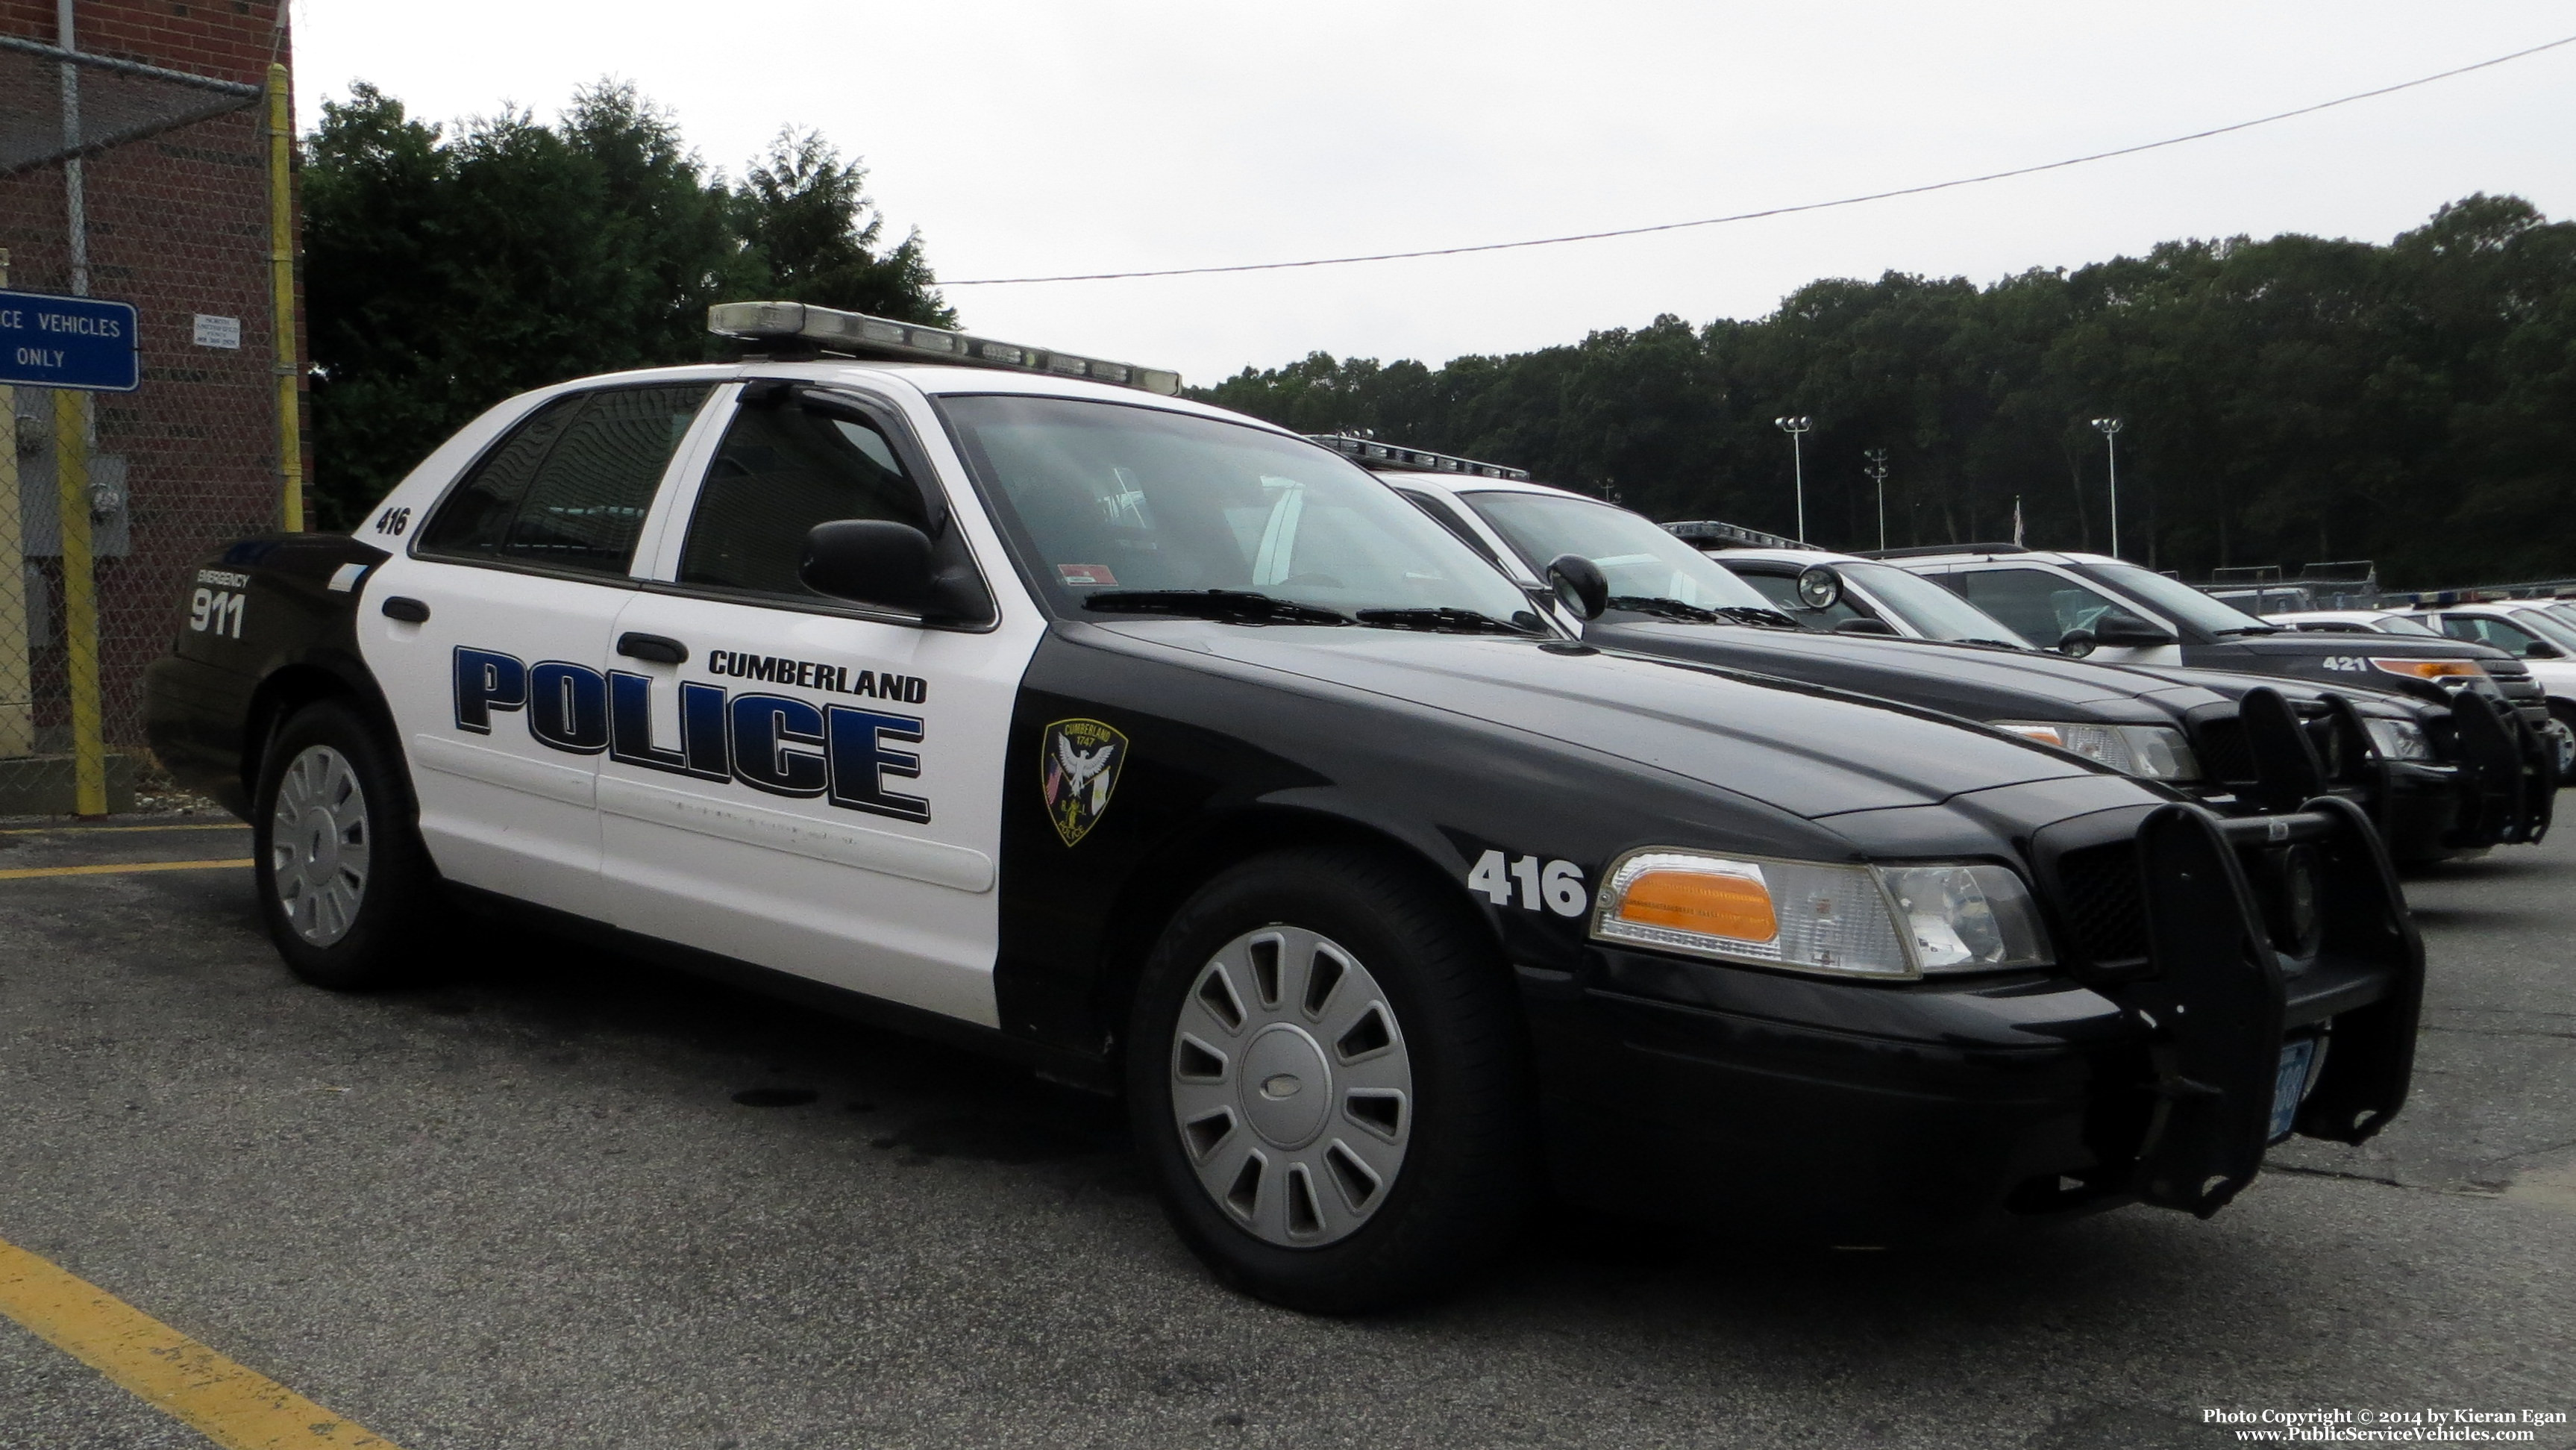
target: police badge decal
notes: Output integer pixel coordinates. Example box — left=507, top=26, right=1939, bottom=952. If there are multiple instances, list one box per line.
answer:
left=1042, top=719, right=1129, bottom=846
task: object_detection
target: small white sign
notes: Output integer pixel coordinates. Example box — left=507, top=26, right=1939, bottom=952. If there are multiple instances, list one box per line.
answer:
left=192, top=314, right=241, bottom=349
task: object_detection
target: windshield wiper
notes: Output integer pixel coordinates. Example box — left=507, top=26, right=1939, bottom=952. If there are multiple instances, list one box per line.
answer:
left=1353, top=607, right=1542, bottom=636
left=2214, top=624, right=2281, bottom=636
left=1717, top=605, right=1803, bottom=630
left=1083, top=590, right=1351, bottom=626
left=1605, top=595, right=1729, bottom=624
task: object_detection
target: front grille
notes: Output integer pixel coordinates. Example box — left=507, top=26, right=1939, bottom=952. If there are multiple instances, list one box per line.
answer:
left=2194, top=716, right=2255, bottom=785
left=2055, top=841, right=2149, bottom=966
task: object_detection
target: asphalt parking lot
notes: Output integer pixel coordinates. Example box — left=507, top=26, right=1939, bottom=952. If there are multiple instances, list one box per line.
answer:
left=2, top=814, right=2570, bottom=1450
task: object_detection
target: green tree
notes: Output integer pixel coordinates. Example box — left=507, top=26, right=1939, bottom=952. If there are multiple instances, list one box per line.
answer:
left=731, top=130, right=956, bottom=327
left=303, top=84, right=950, bottom=526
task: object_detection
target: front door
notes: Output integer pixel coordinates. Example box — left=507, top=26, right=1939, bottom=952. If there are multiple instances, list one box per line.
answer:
left=1947, top=564, right=2187, bottom=666
left=362, top=381, right=716, bottom=921
left=595, top=381, right=1039, bottom=1028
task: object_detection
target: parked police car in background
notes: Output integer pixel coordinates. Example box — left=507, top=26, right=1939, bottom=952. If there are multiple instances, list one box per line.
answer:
left=2270, top=607, right=2576, bottom=785
left=148, top=304, right=2423, bottom=1313
left=1670, top=543, right=2545, bottom=859
left=1351, top=451, right=2489, bottom=863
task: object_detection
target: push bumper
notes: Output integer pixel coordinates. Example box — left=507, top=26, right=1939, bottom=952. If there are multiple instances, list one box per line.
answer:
left=1523, top=797, right=2422, bottom=1239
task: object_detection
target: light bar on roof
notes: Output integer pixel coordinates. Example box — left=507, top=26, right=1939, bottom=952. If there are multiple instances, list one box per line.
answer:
left=1661, top=519, right=1816, bottom=551
left=707, top=301, right=1182, bottom=396
left=1308, top=434, right=1530, bottom=481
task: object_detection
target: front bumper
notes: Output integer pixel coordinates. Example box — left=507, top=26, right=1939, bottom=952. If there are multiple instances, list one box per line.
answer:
left=1522, top=797, right=2421, bottom=1239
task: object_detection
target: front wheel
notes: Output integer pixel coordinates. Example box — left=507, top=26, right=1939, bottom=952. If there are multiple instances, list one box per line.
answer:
left=251, top=698, right=442, bottom=990
left=2546, top=705, right=2576, bottom=787
left=1129, top=847, right=1536, bottom=1313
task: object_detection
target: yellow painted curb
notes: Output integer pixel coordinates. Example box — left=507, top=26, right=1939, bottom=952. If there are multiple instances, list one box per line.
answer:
left=0, top=858, right=254, bottom=881
left=0, top=1236, right=401, bottom=1448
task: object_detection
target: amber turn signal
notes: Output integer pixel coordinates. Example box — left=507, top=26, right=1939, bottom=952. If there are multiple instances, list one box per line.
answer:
left=1615, top=867, right=1779, bottom=942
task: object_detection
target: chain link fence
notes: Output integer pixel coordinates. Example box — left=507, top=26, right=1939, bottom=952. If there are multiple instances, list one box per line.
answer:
left=1, top=30, right=297, bottom=814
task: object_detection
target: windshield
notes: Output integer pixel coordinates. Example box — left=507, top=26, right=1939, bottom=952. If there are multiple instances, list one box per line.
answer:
left=2371, top=614, right=2440, bottom=637
left=2076, top=560, right=2277, bottom=636
left=2498, top=608, right=2576, bottom=652
left=1460, top=490, right=1773, bottom=611
left=1838, top=560, right=2035, bottom=646
left=938, top=396, right=1543, bottom=628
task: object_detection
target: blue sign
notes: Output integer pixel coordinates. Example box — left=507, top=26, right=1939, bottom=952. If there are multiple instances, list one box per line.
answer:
left=0, top=289, right=140, bottom=392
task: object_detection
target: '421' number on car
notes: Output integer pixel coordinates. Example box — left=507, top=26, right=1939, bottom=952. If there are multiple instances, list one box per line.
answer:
left=1468, top=850, right=1588, bottom=916
left=2321, top=655, right=2369, bottom=673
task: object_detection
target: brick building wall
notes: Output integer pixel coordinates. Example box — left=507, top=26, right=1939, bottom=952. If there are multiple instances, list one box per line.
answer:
left=1, top=0, right=301, bottom=776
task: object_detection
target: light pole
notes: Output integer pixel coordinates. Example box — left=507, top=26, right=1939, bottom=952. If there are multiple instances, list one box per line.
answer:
left=2090, top=416, right=2124, bottom=559
left=1862, top=449, right=1889, bottom=552
left=1775, top=416, right=1812, bottom=543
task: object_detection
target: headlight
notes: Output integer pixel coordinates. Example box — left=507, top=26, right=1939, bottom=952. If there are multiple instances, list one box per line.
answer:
left=1995, top=722, right=2201, bottom=781
left=1591, top=849, right=2052, bottom=980
left=2361, top=716, right=2433, bottom=761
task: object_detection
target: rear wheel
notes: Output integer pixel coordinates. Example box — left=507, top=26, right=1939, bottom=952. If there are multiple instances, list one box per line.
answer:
left=251, top=699, right=442, bottom=990
left=1129, top=847, right=1535, bottom=1313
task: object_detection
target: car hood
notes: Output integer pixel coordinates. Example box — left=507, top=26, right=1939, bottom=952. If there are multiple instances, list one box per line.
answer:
left=1582, top=618, right=2222, bottom=723
left=2222, top=632, right=2509, bottom=663
left=1099, top=619, right=2117, bottom=821
left=2111, top=663, right=2431, bottom=717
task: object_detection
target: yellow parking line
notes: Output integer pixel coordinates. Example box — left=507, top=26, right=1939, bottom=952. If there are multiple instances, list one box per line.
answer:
left=0, top=823, right=248, bottom=834
left=0, top=858, right=254, bottom=881
left=0, top=1235, right=401, bottom=1448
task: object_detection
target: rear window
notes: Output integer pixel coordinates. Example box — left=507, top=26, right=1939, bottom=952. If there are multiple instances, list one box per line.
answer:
left=417, top=384, right=712, bottom=576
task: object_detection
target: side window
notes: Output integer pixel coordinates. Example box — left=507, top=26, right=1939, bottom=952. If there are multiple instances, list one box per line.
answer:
left=1955, top=568, right=2140, bottom=644
left=2445, top=616, right=2536, bottom=653
left=418, top=384, right=712, bottom=576
left=679, top=393, right=929, bottom=598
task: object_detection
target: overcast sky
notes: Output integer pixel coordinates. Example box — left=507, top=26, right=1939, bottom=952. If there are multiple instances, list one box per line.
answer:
left=291, top=1, right=2575, bottom=388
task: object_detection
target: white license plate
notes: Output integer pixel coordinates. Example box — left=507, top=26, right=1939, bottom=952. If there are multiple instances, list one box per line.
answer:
left=2269, top=1038, right=2317, bottom=1142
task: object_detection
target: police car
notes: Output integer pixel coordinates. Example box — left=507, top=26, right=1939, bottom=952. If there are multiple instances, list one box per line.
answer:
left=1357, top=454, right=2511, bottom=866
left=147, top=303, right=2423, bottom=1313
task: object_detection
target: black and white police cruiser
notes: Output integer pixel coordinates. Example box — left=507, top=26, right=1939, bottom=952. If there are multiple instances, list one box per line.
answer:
left=148, top=303, right=2424, bottom=1312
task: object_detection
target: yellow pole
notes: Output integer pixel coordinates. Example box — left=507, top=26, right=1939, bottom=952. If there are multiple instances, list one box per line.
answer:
left=53, top=388, right=104, bottom=816
left=267, top=63, right=304, bottom=532
left=0, top=249, right=37, bottom=760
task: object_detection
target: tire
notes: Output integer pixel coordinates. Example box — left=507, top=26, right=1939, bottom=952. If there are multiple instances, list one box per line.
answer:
left=2548, top=704, right=2576, bottom=787
left=1127, top=846, right=1536, bottom=1313
left=250, top=698, right=442, bottom=990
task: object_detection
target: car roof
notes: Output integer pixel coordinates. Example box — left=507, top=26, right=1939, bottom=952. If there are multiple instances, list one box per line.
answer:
left=1702, top=546, right=1868, bottom=567
left=530, top=358, right=1292, bottom=432
left=1376, top=472, right=1574, bottom=503
left=1865, top=547, right=2122, bottom=567
left=2263, top=609, right=2407, bottom=624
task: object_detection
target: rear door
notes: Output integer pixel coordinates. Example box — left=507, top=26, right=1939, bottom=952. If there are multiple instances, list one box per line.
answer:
left=361, top=381, right=716, bottom=920
left=595, top=380, right=1040, bottom=1028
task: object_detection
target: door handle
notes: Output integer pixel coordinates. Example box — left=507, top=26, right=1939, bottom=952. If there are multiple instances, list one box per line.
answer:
left=381, top=596, right=430, bottom=623
left=616, top=632, right=689, bottom=665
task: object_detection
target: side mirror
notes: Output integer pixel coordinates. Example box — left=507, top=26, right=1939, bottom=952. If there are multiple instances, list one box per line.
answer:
left=2528, top=640, right=2562, bottom=659
left=1830, top=616, right=1897, bottom=636
left=2058, top=628, right=2097, bottom=659
left=2090, top=612, right=2177, bottom=647
left=1795, top=564, right=1843, bottom=613
left=800, top=519, right=933, bottom=613
left=1545, top=553, right=1608, bottom=621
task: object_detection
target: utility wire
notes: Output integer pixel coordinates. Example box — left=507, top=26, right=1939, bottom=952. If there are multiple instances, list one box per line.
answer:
left=945, top=32, right=2576, bottom=286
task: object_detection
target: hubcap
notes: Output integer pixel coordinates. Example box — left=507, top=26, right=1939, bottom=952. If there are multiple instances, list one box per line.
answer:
left=269, top=744, right=371, bottom=947
left=1170, top=926, right=1411, bottom=1248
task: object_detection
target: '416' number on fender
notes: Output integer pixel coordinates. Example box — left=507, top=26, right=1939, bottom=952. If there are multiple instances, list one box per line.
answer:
left=1468, top=850, right=1588, bottom=916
